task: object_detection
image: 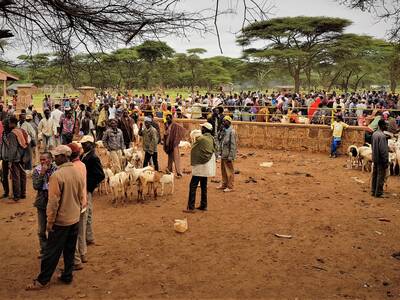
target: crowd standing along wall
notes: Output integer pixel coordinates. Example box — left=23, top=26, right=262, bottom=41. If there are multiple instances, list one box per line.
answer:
left=154, top=118, right=366, bottom=153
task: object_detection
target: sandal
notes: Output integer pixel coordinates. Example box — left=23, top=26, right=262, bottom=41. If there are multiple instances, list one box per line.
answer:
left=25, top=279, right=49, bottom=291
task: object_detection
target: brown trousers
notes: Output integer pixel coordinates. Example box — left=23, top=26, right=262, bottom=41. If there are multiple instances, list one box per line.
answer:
left=221, top=159, right=234, bottom=189
left=167, top=147, right=181, bottom=175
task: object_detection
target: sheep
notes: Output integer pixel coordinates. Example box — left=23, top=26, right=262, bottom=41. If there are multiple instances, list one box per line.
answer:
left=99, top=168, right=113, bottom=195
left=347, top=145, right=359, bottom=169
left=124, top=163, right=154, bottom=199
left=109, top=171, right=129, bottom=206
left=159, top=173, right=174, bottom=196
left=137, top=169, right=161, bottom=201
left=190, top=129, right=202, bottom=144
left=358, top=145, right=372, bottom=172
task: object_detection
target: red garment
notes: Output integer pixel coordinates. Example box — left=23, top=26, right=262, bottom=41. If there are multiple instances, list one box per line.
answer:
left=12, top=128, right=28, bottom=149
left=308, top=98, right=321, bottom=120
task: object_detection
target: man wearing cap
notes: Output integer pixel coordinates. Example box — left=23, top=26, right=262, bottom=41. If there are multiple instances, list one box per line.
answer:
left=217, top=116, right=237, bottom=192
left=26, top=145, right=85, bottom=290
left=184, top=122, right=216, bottom=212
left=371, top=119, right=389, bottom=198
left=140, top=117, right=159, bottom=171
left=80, top=135, right=105, bottom=246
left=67, top=143, right=88, bottom=270
left=102, top=118, right=125, bottom=173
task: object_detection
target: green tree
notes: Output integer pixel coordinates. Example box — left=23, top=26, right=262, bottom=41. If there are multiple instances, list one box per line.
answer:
left=185, top=48, right=206, bottom=92
left=237, top=16, right=352, bottom=93
left=136, top=41, right=175, bottom=88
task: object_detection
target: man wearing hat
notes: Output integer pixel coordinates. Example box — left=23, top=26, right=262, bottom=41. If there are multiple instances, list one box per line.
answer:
left=80, top=135, right=105, bottom=246
left=67, top=142, right=88, bottom=270
left=184, top=122, right=216, bottom=212
left=26, top=145, right=85, bottom=290
left=140, top=116, right=159, bottom=171
left=217, top=116, right=237, bottom=192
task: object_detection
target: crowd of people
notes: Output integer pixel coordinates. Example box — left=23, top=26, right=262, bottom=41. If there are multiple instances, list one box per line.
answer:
left=1, top=87, right=399, bottom=289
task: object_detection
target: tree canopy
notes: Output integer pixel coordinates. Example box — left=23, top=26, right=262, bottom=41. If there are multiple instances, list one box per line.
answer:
left=238, top=16, right=352, bottom=92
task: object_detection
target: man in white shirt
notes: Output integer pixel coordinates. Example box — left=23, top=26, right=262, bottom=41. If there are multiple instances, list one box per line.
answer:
left=356, top=99, right=367, bottom=118
left=51, top=104, right=63, bottom=146
left=38, top=109, right=58, bottom=151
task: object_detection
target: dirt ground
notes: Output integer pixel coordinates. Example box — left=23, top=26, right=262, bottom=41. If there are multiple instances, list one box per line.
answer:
left=1, top=147, right=400, bottom=300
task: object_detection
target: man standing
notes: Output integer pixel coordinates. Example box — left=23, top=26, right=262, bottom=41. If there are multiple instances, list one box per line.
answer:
left=185, top=122, right=216, bottom=213
left=119, top=109, right=134, bottom=149
left=371, top=120, right=389, bottom=198
left=80, top=135, right=105, bottom=246
left=163, top=114, right=185, bottom=177
left=26, top=145, right=85, bottom=290
left=32, top=152, right=57, bottom=258
left=38, top=109, right=58, bottom=151
left=140, top=117, right=159, bottom=171
left=19, top=113, right=37, bottom=172
left=0, top=118, right=11, bottom=199
left=66, top=142, right=88, bottom=270
left=7, top=117, right=28, bottom=201
left=96, top=103, right=109, bottom=140
left=103, top=119, right=125, bottom=173
left=26, top=145, right=84, bottom=290
left=51, top=104, right=63, bottom=146
left=59, top=108, right=76, bottom=145
left=217, top=116, right=237, bottom=193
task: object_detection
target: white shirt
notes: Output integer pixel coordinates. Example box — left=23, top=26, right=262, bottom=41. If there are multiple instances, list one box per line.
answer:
left=51, top=109, right=63, bottom=127
left=38, top=117, right=58, bottom=137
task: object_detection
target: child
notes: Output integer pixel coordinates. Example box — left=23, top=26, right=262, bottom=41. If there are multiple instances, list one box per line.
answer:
left=330, top=115, right=349, bottom=158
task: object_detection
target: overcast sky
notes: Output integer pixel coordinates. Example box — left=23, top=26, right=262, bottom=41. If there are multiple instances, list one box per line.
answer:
left=165, top=0, right=391, bottom=58
left=3, top=0, right=392, bottom=61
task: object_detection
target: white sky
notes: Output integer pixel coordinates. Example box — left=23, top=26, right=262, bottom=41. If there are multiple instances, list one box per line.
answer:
left=3, top=0, right=392, bottom=61
left=164, top=0, right=391, bottom=58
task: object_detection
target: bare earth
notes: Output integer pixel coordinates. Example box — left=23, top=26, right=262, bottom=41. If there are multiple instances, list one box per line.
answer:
left=1, top=147, right=400, bottom=300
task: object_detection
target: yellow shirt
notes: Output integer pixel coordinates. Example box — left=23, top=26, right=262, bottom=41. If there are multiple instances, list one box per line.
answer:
left=331, top=121, right=349, bottom=138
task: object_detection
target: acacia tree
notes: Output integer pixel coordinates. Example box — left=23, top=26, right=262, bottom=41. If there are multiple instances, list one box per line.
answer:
left=237, top=17, right=352, bottom=93
left=136, top=41, right=175, bottom=88
left=185, top=48, right=206, bottom=92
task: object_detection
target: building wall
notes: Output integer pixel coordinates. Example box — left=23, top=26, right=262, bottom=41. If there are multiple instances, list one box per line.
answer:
left=155, top=118, right=366, bottom=153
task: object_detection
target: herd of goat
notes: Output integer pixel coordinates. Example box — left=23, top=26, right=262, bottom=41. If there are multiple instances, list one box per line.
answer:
left=95, top=129, right=202, bottom=206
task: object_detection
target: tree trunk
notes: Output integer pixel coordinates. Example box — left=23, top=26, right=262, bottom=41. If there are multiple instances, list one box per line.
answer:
left=344, top=71, right=352, bottom=93
left=293, top=68, right=300, bottom=94
left=391, top=78, right=397, bottom=94
left=327, top=70, right=342, bottom=92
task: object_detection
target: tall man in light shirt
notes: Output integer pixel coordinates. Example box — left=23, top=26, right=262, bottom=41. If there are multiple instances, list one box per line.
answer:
left=50, top=104, right=63, bottom=146
left=38, top=109, right=58, bottom=151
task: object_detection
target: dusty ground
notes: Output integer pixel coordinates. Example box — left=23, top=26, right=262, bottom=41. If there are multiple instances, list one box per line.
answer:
left=1, top=147, right=400, bottom=300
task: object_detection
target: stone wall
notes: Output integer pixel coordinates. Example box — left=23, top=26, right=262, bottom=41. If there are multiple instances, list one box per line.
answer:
left=154, top=118, right=366, bottom=153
